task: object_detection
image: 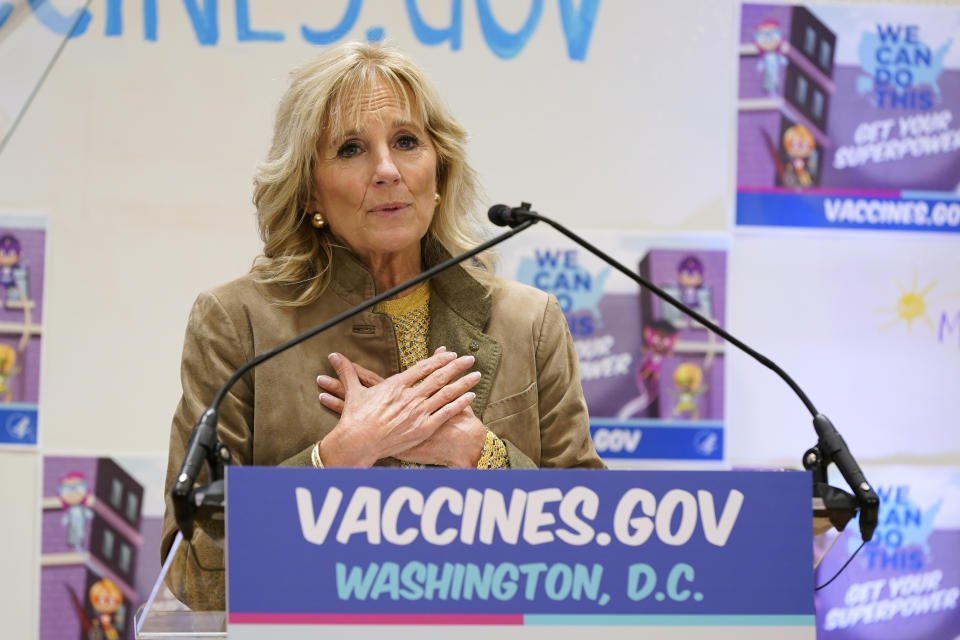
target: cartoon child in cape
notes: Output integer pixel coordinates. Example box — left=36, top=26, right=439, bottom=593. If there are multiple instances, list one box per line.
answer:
left=88, top=578, right=123, bottom=640
left=782, top=123, right=817, bottom=187
left=58, top=472, right=93, bottom=550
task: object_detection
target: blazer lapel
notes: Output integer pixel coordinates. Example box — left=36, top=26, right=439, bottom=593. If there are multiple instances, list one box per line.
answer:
left=425, top=241, right=502, bottom=417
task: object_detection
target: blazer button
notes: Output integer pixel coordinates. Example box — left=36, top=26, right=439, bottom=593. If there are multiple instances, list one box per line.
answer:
left=469, top=341, right=480, bottom=352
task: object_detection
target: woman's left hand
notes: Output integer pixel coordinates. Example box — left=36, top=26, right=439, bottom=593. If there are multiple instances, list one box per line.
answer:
left=317, top=351, right=487, bottom=468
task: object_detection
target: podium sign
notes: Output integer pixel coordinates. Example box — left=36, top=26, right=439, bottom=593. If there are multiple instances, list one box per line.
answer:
left=226, top=468, right=814, bottom=638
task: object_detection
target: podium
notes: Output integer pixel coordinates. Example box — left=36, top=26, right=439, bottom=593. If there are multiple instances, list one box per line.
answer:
left=141, top=467, right=816, bottom=639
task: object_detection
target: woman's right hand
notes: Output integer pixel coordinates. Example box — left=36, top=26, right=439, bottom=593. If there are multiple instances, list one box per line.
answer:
left=317, top=350, right=481, bottom=467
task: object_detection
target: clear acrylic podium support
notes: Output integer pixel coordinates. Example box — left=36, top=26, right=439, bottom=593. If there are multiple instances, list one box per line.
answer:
left=134, top=531, right=227, bottom=639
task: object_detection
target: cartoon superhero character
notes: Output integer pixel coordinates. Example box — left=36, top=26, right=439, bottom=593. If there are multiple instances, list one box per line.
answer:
left=616, top=320, right=679, bottom=419
left=638, top=319, right=679, bottom=382
left=0, top=344, right=20, bottom=403
left=782, top=124, right=817, bottom=187
left=88, top=578, right=123, bottom=640
left=677, top=255, right=705, bottom=309
left=58, top=472, right=93, bottom=550
left=0, top=234, right=26, bottom=306
left=670, top=362, right=707, bottom=420
left=754, top=19, right=787, bottom=94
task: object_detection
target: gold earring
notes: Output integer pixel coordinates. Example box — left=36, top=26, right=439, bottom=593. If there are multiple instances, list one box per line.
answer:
left=434, top=192, right=441, bottom=206
left=311, top=212, right=326, bottom=229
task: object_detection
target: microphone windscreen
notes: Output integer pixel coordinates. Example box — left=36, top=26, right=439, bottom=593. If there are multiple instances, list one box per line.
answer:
left=488, top=204, right=513, bottom=227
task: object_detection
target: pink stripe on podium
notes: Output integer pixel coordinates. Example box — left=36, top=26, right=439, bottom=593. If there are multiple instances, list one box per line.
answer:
left=229, top=613, right=524, bottom=625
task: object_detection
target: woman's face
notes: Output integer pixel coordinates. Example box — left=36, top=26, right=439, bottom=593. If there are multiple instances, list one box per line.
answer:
left=311, top=82, right=438, bottom=267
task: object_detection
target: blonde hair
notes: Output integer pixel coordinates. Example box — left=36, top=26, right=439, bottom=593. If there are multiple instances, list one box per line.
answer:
left=251, top=42, right=487, bottom=306
left=89, top=578, right=123, bottom=611
left=783, top=124, right=815, bottom=158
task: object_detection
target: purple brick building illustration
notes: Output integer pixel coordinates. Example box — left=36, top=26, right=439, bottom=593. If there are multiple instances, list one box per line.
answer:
left=40, top=457, right=144, bottom=640
left=738, top=5, right=837, bottom=188
left=636, top=249, right=727, bottom=422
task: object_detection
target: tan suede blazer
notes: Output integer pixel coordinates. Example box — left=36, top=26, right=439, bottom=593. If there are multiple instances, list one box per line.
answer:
left=160, top=242, right=604, bottom=609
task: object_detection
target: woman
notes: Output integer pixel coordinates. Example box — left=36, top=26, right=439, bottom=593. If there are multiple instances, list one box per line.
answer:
left=161, top=41, right=603, bottom=610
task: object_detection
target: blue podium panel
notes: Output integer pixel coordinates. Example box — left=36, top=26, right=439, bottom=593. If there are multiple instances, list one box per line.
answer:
left=226, top=468, right=814, bottom=637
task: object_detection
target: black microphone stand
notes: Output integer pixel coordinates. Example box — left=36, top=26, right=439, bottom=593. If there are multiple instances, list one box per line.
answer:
left=171, top=219, right=538, bottom=540
left=489, top=202, right=879, bottom=543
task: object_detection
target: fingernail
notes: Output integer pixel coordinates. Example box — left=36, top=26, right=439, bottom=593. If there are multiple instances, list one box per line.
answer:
left=436, top=346, right=447, bottom=353
left=467, top=371, right=481, bottom=381
left=462, top=355, right=475, bottom=366
left=318, top=392, right=327, bottom=402
left=441, top=350, right=457, bottom=361
left=464, top=392, right=476, bottom=402
left=317, top=375, right=330, bottom=384
left=328, top=353, right=341, bottom=364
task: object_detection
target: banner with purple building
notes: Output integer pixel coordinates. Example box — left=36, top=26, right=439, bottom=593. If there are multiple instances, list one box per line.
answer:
left=0, top=213, right=45, bottom=448
left=38, top=454, right=177, bottom=640
left=497, top=231, right=727, bottom=464
left=737, top=4, right=960, bottom=233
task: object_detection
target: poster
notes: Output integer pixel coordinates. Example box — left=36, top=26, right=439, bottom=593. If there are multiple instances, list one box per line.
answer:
left=814, top=465, right=960, bottom=638
left=38, top=454, right=180, bottom=640
left=736, top=3, right=960, bottom=233
left=0, top=213, right=45, bottom=448
left=496, top=230, right=727, bottom=464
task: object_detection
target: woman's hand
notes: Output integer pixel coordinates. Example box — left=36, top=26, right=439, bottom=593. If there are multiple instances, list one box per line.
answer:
left=316, top=349, right=481, bottom=467
left=398, top=406, right=487, bottom=468
left=317, top=350, right=487, bottom=468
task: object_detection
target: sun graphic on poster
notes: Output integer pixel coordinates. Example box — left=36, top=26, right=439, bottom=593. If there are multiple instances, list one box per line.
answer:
left=876, top=273, right=958, bottom=333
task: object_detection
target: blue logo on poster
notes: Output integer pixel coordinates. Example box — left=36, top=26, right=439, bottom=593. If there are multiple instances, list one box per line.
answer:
left=856, top=24, right=952, bottom=110
left=694, top=430, right=720, bottom=457
left=5, top=412, right=33, bottom=441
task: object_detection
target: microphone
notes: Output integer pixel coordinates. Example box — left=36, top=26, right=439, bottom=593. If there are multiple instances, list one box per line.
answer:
left=488, top=202, right=880, bottom=543
left=171, top=217, right=539, bottom=540
left=488, top=203, right=531, bottom=228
